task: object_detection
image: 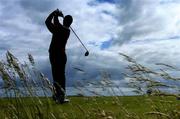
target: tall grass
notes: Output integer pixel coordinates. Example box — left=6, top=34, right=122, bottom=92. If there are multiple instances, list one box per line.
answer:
left=0, top=51, right=179, bottom=119
left=119, top=53, right=180, bottom=97
left=0, top=51, right=53, bottom=119
left=119, top=53, right=180, bottom=119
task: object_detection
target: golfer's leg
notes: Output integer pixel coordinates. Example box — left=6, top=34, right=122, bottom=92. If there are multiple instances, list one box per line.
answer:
left=60, top=57, right=67, bottom=93
left=58, top=58, right=66, bottom=100
left=50, top=54, right=58, bottom=97
left=52, top=66, right=60, bottom=97
left=60, top=69, right=66, bottom=92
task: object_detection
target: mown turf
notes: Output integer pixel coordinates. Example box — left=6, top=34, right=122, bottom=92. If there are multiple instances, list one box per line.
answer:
left=0, top=96, right=179, bottom=119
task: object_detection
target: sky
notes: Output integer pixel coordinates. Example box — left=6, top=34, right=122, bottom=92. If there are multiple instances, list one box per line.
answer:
left=0, top=0, right=180, bottom=89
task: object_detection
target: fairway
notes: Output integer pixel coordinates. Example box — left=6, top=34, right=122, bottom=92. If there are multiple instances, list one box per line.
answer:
left=0, top=96, right=179, bottom=119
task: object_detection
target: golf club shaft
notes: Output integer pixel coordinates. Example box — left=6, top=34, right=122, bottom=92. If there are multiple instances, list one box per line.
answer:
left=61, top=13, right=88, bottom=52
left=70, top=26, right=88, bottom=51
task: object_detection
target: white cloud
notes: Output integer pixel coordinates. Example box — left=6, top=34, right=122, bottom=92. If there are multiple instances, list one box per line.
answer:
left=114, top=0, right=180, bottom=44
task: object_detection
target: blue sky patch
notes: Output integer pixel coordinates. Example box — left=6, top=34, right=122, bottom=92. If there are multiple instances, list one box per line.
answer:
left=101, top=39, right=113, bottom=50
left=88, top=0, right=115, bottom=6
left=169, top=35, right=180, bottom=40
left=96, top=0, right=116, bottom=4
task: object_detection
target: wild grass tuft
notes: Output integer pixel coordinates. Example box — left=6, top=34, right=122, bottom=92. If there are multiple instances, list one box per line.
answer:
left=0, top=51, right=179, bottom=119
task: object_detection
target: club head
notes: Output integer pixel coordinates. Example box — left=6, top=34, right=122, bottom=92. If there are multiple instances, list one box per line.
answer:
left=85, top=51, right=89, bottom=56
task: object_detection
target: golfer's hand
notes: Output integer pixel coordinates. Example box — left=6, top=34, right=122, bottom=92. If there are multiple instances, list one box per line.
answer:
left=52, top=10, right=57, bottom=16
left=54, top=9, right=64, bottom=17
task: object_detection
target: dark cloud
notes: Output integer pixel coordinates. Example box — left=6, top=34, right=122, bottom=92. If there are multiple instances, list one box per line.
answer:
left=19, top=0, right=56, bottom=12
left=17, top=0, right=59, bottom=25
left=0, top=35, right=18, bottom=53
left=117, top=0, right=154, bottom=24
left=37, top=48, right=126, bottom=87
left=0, top=43, right=11, bottom=51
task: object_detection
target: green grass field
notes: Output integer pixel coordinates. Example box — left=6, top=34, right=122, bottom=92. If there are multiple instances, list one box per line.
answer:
left=0, top=96, right=179, bottom=119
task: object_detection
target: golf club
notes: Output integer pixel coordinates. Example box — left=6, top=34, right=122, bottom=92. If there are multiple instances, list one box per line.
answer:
left=69, top=26, right=89, bottom=56
left=57, top=9, right=89, bottom=56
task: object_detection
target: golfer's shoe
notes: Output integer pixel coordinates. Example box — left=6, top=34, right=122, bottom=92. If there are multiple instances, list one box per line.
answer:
left=63, top=98, right=70, bottom=103
left=58, top=97, right=70, bottom=103
left=56, top=98, right=69, bottom=104
left=53, top=96, right=69, bottom=104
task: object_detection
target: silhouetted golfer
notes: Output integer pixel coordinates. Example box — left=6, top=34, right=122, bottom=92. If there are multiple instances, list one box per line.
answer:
left=45, top=9, right=73, bottom=103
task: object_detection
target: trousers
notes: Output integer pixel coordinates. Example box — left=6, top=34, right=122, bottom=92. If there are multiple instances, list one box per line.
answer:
left=49, top=51, right=67, bottom=97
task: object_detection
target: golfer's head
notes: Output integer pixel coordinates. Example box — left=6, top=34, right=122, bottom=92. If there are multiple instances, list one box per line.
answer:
left=63, top=15, right=73, bottom=27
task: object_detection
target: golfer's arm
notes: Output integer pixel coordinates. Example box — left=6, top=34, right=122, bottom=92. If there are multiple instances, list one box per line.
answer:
left=53, top=15, right=60, bottom=25
left=54, top=15, right=64, bottom=28
left=45, top=13, right=55, bottom=33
